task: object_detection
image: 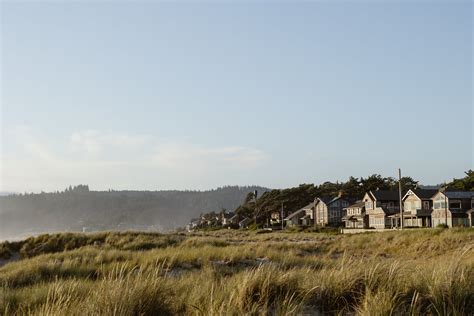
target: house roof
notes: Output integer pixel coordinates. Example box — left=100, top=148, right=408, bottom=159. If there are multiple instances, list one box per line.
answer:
left=342, top=215, right=364, bottom=221
left=444, top=191, right=474, bottom=199
left=410, top=189, right=438, bottom=199
left=345, top=201, right=365, bottom=209
left=284, top=209, right=306, bottom=220
left=317, top=196, right=344, bottom=205
left=301, top=202, right=315, bottom=209
left=239, top=217, right=252, bottom=225
left=371, top=190, right=400, bottom=201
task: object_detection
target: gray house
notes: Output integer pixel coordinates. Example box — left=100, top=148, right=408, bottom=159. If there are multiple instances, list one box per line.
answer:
left=468, top=208, right=474, bottom=227
left=314, top=195, right=350, bottom=227
left=284, top=203, right=314, bottom=227
left=363, top=190, right=401, bottom=229
left=431, top=191, right=474, bottom=227
left=395, top=189, right=438, bottom=227
left=342, top=201, right=367, bottom=228
left=238, top=217, right=253, bottom=229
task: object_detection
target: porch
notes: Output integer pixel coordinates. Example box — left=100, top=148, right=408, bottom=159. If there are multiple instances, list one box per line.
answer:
left=387, top=213, right=431, bottom=228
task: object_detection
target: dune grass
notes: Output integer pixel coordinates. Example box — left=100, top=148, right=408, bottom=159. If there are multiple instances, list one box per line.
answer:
left=0, top=228, right=473, bottom=315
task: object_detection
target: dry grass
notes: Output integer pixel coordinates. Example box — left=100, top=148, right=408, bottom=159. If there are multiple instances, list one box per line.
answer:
left=1, top=228, right=473, bottom=315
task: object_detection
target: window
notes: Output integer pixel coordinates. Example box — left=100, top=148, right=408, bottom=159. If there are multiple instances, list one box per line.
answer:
left=449, top=200, right=461, bottom=209
left=434, top=201, right=446, bottom=210
left=423, top=201, right=430, bottom=210
left=365, top=201, right=373, bottom=209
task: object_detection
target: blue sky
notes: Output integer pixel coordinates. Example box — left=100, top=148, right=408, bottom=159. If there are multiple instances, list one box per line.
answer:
left=1, top=0, right=472, bottom=192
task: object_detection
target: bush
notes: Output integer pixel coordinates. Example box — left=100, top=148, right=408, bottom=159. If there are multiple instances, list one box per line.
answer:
left=0, top=245, right=12, bottom=260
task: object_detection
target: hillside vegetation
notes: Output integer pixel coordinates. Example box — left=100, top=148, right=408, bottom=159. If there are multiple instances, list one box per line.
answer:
left=1, top=228, right=473, bottom=315
left=0, top=185, right=269, bottom=239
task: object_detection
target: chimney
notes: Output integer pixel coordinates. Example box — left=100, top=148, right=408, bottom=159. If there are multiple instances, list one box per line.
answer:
left=338, top=191, right=343, bottom=198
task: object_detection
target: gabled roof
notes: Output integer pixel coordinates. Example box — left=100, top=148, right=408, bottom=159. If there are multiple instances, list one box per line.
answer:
left=317, top=196, right=344, bottom=205
left=239, top=217, right=253, bottom=225
left=229, top=214, right=239, bottom=221
left=284, top=209, right=306, bottom=220
left=301, top=202, right=315, bottom=209
left=403, top=189, right=438, bottom=200
left=370, top=190, right=400, bottom=201
left=345, top=201, right=365, bottom=209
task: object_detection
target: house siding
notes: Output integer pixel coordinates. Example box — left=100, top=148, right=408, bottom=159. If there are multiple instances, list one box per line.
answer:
left=431, top=192, right=472, bottom=227
left=315, top=198, right=349, bottom=227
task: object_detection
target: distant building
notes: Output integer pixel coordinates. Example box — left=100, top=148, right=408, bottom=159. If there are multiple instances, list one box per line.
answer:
left=186, top=218, right=200, bottom=232
left=431, top=191, right=474, bottom=227
left=467, top=208, right=474, bottom=227
left=284, top=203, right=314, bottom=227
left=364, top=190, right=401, bottom=229
left=270, top=210, right=289, bottom=226
left=227, top=214, right=240, bottom=225
left=220, top=211, right=235, bottom=226
left=284, top=209, right=304, bottom=227
left=314, top=195, right=350, bottom=227
left=239, top=217, right=253, bottom=229
left=342, top=201, right=367, bottom=228
left=391, top=189, right=438, bottom=227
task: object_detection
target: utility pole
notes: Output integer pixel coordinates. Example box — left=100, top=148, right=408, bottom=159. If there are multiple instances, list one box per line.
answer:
left=313, top=197, right=318, bottom=228
left=281, top=202, right=284, bottom=230
left=443, top=185, right=448, bottom=227
left=398, top=168, right=403, bottom=230
left=445, top=192, right=448, bottom=227
left=440, top=185, right=448, bottom=227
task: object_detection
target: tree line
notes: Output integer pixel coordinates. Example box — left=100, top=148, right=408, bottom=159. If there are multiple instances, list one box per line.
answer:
left=233, top=170, right=474, bottom=223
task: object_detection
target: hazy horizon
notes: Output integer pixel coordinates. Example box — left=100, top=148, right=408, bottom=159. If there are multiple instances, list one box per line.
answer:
left=1, top=1, right=472, bottom=193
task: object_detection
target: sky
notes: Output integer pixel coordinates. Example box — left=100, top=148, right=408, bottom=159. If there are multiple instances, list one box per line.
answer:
left=0, top=0, right=472, bottom=193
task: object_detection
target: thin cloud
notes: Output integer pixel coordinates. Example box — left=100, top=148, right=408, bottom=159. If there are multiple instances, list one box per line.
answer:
left=2, top=127, right=267, bottom=192
left=69, top=130, right=151, bottom=157
left=152, top=144, right=267, bottom=169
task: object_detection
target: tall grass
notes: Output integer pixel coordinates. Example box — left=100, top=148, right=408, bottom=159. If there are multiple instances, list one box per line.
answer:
left=1, top=228, right=473, bottom=315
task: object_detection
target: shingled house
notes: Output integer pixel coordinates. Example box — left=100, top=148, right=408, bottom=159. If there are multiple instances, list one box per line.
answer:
left=363, top=190, right=401, bottom=229
left=284, top=203, right=314, bottom=227
left=314, top=195, right=350, bottom=227
left=431, top=191, right=474, bottom=227
left=392, top=189, right=438, bottom=227
left=342, top=201, right=367, bottom=228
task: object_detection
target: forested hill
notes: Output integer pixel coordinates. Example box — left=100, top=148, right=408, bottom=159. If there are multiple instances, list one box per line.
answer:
left=0, top=185, right=269, bottom=239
